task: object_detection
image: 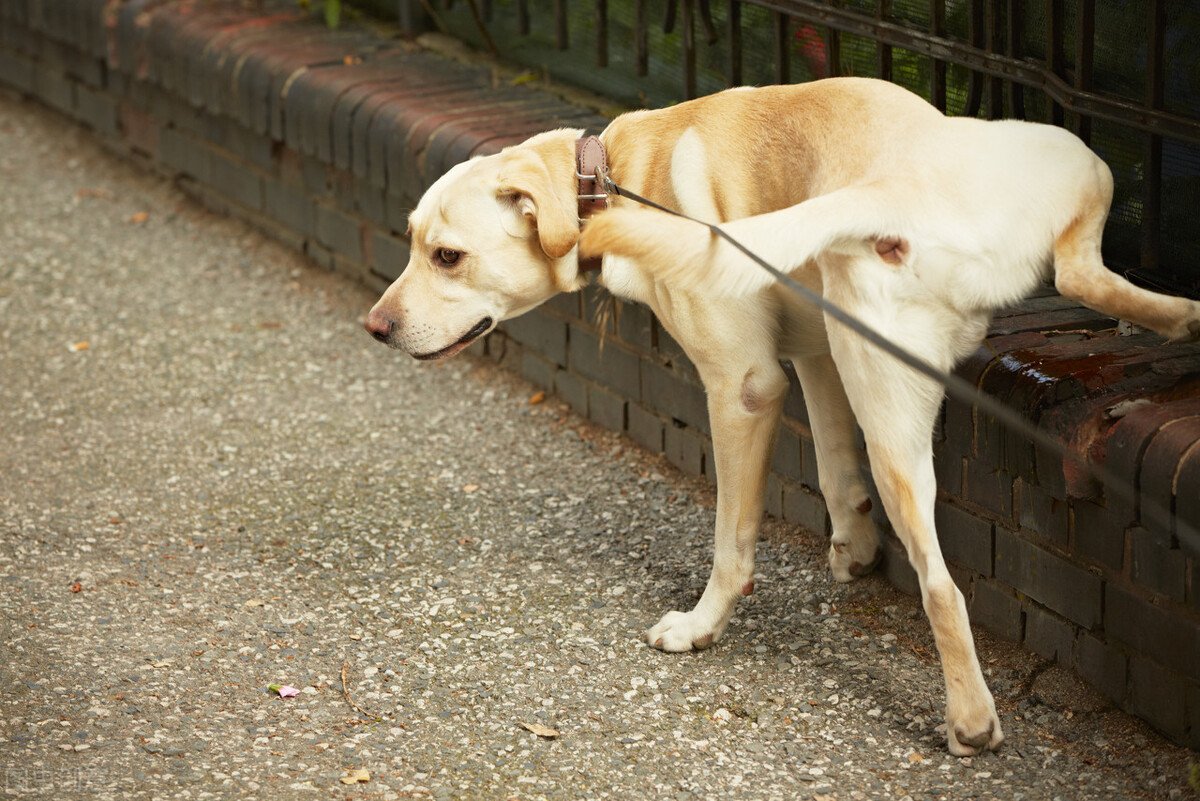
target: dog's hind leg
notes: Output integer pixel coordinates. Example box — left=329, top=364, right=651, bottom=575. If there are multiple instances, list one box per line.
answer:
left=822, top=255, right=1003, bottom=756
left=791, top=353, right=881, bottom=580
left=1052, top=172, right=1200, bottom=342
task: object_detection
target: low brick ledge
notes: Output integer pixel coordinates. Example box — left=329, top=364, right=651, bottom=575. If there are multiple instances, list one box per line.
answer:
left=3, top=0, right=1199, bottom=747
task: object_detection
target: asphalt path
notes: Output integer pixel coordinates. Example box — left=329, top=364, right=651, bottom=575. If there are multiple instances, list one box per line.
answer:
left=0, top=89, right=1195, bottom=800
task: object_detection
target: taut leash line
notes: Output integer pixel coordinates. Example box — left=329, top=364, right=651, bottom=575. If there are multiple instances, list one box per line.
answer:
left=592, top=169, right=1199, bottom=550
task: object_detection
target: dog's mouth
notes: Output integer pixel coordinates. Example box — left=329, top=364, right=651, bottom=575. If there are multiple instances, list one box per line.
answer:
left=413, top=317, right=494, bottom=361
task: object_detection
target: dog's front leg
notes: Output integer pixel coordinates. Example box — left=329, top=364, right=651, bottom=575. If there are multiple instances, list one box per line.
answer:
left=648, top=361, right=788, bottom=651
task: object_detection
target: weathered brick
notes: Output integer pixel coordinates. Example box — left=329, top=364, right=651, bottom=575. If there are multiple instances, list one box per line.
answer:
left=568, top=325, right=640, bottom=401
left=1129, top=526, right=1186, bottom=602
left=72, top=81, right=118, bottom=136
left=34, top=63, right=73, bottom=114
left=801, top=437, right=820, bottom=490
left=1105, top=584, right=1200, bottom=677
left=588, top=383, right=626, bottom=433
left=936, top=500, right=994, bottom=577
left=546, top=292, right=580, bottom=319
left=159, top=126, right=209, bottom=179
left=0, top=49, right=36, bottom=93
left=304, top=239, right=334, bottom=271
left=263, top=177, right=315, bottom=237
left=1024, top=603, right=1075, bottom=666
left=964, top=460, right=1013, bottom=520
left=627, top=403, right=664, bottom=454
left=882, top=531, right=920, bottom=597
left=665, top=423, right=705, bottom=477
left=771, top=427, right=803, bottom=483
left=369, top=230, right=409, bottom=282
left=616, top=300, right=653, bottom=353
left=1128, top=657, right=1188, bottom=742
left=119, top=102, right=158, bottom=157
left=1071, top=499, right=1126, bottom=573
left=1019, top=481, right=1068, bottom=546
left=315, top=203, right=363, bottom=262
left=502, top=310, right=567, bottom=367
left=994, top=527, right=1102, bottom=628
left=1075, top=632, right=1127, bottom=704
left=970, top=579, right=1023, bottom=642
left=640, top=361, right=708, bottom=435
left=209, top=149, right=263, bottom=211
left=553, top=369, right=587, bottom=417
left=782, top=483, right=829, bottom=536
left=761, top=473, right=782, bottom=519
left=520, top=351, right=554, bottom=392
left=1138, top=417, right=1200, bottom=547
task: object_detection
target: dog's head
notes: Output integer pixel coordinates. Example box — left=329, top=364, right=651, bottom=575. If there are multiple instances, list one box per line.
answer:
left=365, top=129, right=587, bottom=360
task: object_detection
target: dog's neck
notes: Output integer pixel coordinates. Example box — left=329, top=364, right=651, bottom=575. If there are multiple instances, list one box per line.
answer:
left=575, top=135, right=608, bottom=274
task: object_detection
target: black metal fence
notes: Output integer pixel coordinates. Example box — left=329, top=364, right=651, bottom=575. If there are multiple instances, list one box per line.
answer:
left=404, top=0, right=1200, bottom=296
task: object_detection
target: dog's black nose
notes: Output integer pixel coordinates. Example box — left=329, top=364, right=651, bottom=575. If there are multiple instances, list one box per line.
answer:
left=364, top=309, right=393, bottom=342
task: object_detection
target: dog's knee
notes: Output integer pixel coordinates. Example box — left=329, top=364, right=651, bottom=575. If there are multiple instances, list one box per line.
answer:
left=740, top=368, right=786, bottom=415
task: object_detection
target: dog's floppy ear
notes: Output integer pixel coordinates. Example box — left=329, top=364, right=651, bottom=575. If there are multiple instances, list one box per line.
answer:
left=496, top=145, right=579, bottom=259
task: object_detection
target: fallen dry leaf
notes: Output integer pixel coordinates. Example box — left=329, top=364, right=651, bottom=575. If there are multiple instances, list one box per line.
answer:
left=76, top=188, right=113, bottom=199
left=462, top=484, right=479, bottom=493
left=129, top=211, right=149, bottom=223
left=244, top=599, right=265, bottom=607
left=529, top=391, right=545, bottom=405
left=68, top=341, right=90, bottom=352
left=69, top=581, right=82, bottom=593
left=339, top=768, right=370, bottom=785
left=151, top=660, right=174, bottom=668
left=908, top=751, right=923, bottom=763
left=519, top=722, right=560, bottom=739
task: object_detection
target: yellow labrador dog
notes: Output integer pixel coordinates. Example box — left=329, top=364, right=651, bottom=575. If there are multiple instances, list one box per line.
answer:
left=365, top=76, right=1200, bottom=756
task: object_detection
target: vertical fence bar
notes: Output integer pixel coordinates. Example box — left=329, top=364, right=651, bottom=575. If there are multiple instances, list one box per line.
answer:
left=728, top=0, right=743, bottom=86
left=985, top=0, right=1003, bottom=118
left=554, top=0, right=568, bottom=49
left=635, top=0, right=648, bottom=76
left=1074, top=0, right=1095, bottom=144
left=876, top=0, right=892, bottom=82
left=682, top=0, right=697, bottom=98
left=930, top=0, right=946, bottom=111
left=1006, top=0, right=1025, bottom=118
left=516, top=0, right=530, bottom=36
left=596, top=0, right=608, bottom=67
left=1045, top=0, right=1064, bottom=125
left=1142, top=0, right=1165, bottom=272
left=774, top=11, right=790, bottom=84
left=826, top=0, right=841, bottom=78
left=965, top=0, right=984, bottom=117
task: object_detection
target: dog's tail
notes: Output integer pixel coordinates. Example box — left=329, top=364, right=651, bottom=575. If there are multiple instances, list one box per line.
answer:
left=579, top=186, right=906, bottom=297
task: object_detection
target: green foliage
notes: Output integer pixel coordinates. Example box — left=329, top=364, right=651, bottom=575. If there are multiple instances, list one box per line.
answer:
left=1188, top=761, right=1199, bottom=794
left=324, top=0, right=341, bottom=30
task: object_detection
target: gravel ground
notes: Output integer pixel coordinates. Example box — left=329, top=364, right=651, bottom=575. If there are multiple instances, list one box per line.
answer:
left=1, top=90, right=1197, bottom=801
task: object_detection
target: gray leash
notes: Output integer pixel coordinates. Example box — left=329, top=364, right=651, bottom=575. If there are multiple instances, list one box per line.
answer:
left=593, top=169, right=1200, bottom=551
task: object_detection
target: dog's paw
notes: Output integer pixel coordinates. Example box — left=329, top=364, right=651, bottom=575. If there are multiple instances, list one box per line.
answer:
left=646, top=610, right=720, bottom=652
left=828, top=526, right=882, bottom=584
left=946, top=696, right=1005, bottom=756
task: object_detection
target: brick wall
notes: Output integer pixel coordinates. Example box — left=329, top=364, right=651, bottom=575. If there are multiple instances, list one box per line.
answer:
left=3, top=0, right=1199, bottom=748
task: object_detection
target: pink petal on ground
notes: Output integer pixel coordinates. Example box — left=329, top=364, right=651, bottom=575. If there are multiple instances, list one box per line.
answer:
left=277, top=685, right=300, bottom=697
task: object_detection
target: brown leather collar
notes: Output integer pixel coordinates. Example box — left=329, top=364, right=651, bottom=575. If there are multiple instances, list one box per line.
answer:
left=575, top=135, right=608, bottom=273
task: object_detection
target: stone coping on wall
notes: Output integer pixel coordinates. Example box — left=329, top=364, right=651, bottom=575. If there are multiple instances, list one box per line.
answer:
left=2, top=0, right=1198, bottom=747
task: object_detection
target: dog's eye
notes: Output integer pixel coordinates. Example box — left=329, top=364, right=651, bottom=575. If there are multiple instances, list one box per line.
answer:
left=435, top=249, right=462, bottom=267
